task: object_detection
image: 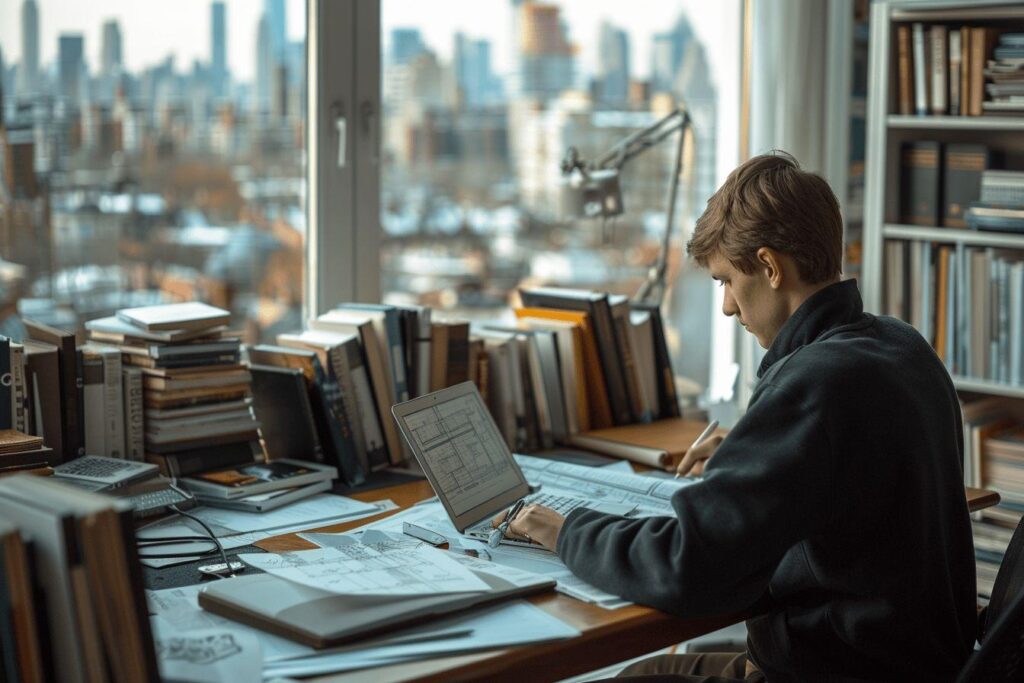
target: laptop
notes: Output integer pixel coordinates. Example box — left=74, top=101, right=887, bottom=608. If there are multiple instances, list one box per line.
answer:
left=392, top=382, right=635, bottom=549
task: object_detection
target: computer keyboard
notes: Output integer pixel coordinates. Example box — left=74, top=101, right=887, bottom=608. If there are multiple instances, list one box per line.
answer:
left=57, top=456, right=136, bottom=478
left=525, top=492, right=590, bottom=515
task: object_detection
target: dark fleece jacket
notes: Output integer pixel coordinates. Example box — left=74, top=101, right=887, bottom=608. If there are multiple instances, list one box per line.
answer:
left=557, top=279, right=976, bottom=682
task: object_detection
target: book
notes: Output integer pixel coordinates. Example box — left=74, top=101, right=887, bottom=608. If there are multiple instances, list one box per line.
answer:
left=519, top=287, right=632, bottom=425
left=9, top=342, right=27, bottom=434
left=429, top=320, right=471, bottom=392
left=115, top=301, right=230, bottom=332
left=272, top=333, right=384, bottom=475
left=23, top=320, right=85, bottom=462
left=140, top=368, right=252, bottom=392
left=514, top=307, right=614, bottom=429
left=633, top=302, right=681, bottom=419
left=609, top=295, right=647, bottom=424
left=900, top=141, right=941, bottom=226
left=250, top=364, right=326, bottom=466
left=309, top=313, right=404, bottom=465
left=930, top=25, right=947, bottom=115
left=943, top=144, right=988, bottom=228
left=145, top=440, right=263, bottom=478
left=0, top=336, right=10, bottom=430
left=949, top=28, right=962, bottom=115
left=22, top=341, right=62, bottom=459
left=178, top=459, right=337, bottom=500
left=0, top=520, right=47, bottom=682
left=336, top=304, right=410, bottom=404
left=960, top=27, right=971, bottom=116
left=912, top=23, right=929, bottom=116
left=897, top=24, right=913, bottom=115
left=85, top=316, right=228, bottom=343
left=571, top=418, right=726, bottom=469
left=969, top=27, right=992, bottom=116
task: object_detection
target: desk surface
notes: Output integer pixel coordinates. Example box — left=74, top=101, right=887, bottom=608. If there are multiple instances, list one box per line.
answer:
left=255, top=479, right=1000, bottom=682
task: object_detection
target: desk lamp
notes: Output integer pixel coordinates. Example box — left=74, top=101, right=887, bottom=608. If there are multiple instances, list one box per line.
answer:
left=559, top=105, right=693, bottom=307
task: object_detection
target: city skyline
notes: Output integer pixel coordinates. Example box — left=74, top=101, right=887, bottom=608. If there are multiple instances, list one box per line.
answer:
left=1, top=1, right=737, bottom=89
left=0, top=0, right=304, bottom=84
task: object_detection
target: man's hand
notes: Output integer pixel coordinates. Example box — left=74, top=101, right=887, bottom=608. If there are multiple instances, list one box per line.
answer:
left=490, top=504, right=565, bottom=552
left=675, top=434, right=724, bottom=477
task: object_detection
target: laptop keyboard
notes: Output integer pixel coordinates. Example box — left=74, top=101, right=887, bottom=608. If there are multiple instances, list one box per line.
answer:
left=524, top=492, right=589, bottom=516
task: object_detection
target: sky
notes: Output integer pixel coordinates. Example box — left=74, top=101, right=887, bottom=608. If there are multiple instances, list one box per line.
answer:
left=0, top=1, right=739, bottom=87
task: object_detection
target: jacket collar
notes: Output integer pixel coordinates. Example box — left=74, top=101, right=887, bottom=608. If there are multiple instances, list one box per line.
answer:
left=757, top=279, right=864, bottom=378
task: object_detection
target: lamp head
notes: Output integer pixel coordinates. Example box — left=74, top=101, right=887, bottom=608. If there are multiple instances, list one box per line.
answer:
left=559, top=167, right=624, bottom=219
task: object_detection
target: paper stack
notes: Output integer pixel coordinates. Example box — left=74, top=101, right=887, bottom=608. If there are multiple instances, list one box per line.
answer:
left=85, top=302, right=263, bottom=476
left=0, top=429, right=54, bottom=477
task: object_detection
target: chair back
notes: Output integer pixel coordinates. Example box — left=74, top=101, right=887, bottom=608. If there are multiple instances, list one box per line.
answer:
left=956, top=588, right=1024, bottom=682
left=985, top=514, right=1024, bottom=637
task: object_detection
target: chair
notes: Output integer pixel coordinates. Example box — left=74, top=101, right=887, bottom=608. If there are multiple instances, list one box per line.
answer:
left=956, top=514, right=1024, bottom=682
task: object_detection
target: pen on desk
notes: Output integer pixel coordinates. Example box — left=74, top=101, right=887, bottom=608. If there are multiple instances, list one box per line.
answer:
left=675, top=420, right=720, bottom=479
left=488, top=499, right=525, bottom=548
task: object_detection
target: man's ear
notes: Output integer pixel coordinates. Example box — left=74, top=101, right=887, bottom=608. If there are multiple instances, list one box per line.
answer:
left=755, top=247, right=784, bottom=289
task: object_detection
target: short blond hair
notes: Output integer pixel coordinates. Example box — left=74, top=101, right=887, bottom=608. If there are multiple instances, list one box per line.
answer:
left=687, top=152, right=843, bottom=284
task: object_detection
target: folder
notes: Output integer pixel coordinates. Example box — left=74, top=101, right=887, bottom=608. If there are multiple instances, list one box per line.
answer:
left=198, top=565, right=555, bottom=648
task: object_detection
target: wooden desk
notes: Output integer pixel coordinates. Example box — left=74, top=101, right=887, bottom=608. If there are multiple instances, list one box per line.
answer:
left=257, top=480, right=741, bottom=682
left=256, top=481, right=1002, bottom=682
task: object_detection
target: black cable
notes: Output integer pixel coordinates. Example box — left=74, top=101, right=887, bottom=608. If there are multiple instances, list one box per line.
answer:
left=134, top=506, right=236, bottom=578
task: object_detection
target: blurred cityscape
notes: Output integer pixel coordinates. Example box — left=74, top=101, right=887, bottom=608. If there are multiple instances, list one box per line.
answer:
left=0, top=0, right=719, bottom=348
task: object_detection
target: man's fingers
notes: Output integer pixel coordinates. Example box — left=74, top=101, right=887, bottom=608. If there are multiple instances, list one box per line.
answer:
left=675, top=434, right=724, bottom=476
left=491, top=507, right=511, bottom=528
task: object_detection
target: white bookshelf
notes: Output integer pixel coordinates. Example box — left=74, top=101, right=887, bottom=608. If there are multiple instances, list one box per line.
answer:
left=888, top=115, right=1024, bottom=131
left=883, top=224, right=1024, bottom=250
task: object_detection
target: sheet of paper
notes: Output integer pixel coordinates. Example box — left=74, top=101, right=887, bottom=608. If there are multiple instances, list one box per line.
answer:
left=147, top=584, right=315, bottom=663
left=262, top=600, right=580, bottom=679
left=601, top=460, right=635, bottom=473
left=515, top=453, right=696, bottom=516
left=179, top=494, right=384, bottom=534
left=238, top=544, right=491, bottom=596
left=153, top=626, right=262, bottom=683
left=136, top=498, right=398, bottom=568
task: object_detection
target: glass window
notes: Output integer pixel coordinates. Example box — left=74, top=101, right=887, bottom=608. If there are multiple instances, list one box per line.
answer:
left=380, top=0, right=741, bottom=393
left=0, top=0, right=306, bottom=342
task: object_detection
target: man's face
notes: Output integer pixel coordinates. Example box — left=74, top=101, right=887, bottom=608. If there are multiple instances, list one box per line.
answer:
left=707, top=251, right=789, bottom=349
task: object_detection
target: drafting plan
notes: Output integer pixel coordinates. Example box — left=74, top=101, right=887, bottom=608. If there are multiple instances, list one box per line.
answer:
left=403, top=394, right=525, bottom=515
left=514, top=454, right=696, bottom=516
left=237, top=543, right=491, bottom=596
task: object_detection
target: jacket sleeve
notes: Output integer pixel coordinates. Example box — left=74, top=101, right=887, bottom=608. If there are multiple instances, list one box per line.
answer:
left=556, top=381, right=835, bottom=618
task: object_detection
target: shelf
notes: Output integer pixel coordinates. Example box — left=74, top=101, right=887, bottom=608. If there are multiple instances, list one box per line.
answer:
left=883, top=224, right=1024, bottom=249
left=891, top=6, right=1024, bottom=22
left=888, top=115, right=1024, bottom=131
left=952, top=377, right=1024, bottom=400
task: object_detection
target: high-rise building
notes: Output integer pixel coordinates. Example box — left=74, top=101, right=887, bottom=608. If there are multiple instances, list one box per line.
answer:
left=255, top=14, right=272, bottom=112
left=211, top=2, right=227, bottom=91
left=18, top=0, right=39, bottom=98
left=454, top=34, right=498, bottom=107
left=58, top=34, right=85, bottom=103
left=265, top=0, right=287, bottom=61
left=650, top=17, right=694, bottom=95
left=597, top=22, right=629, bottom=106
left=100, top=20, right=123, bottom=77
left=390, top=29, right=427, bottom=66
left=515, top=2, right=574, bottom=100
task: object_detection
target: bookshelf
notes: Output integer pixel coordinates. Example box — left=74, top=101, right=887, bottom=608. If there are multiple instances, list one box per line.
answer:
left=864, top=0, right=1024, bottom=602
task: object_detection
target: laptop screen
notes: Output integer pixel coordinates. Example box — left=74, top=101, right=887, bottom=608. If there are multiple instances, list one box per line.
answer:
left=400, top=389, right=526, bottom=517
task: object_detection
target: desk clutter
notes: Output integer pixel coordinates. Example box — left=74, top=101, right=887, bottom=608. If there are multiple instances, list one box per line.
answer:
left=0, top=293, right=695, bottom=680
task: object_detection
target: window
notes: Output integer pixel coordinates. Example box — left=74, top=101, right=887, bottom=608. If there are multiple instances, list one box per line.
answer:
left=379, top=0, right=741, bottom=394
left=0, top=0, right=306, bottom=342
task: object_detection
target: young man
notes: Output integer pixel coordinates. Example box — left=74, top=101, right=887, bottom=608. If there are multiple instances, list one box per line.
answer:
left=496, top=153, right=976, bottom=681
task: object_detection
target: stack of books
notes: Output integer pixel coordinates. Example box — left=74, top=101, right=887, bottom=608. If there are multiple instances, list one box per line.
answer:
left=966, top=170, right=1024, bottom=233
left=0, top=475, right=159, bottom=681
left=86, top=302, right=263, bottom=477
left=984, top=33, right=1024, bottom=114
left=0, top=429, right=53, bottom=477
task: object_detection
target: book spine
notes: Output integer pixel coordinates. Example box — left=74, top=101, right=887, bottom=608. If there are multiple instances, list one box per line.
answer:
left=960, top=27, right=971, bottom=116
left=943, top=144, right=988, bottom=228
left=445, top=323, right=470, bottom=387
left=900, top=142, right=941, bottom=226
left=415, top=309, right=431, bottom=399
left=1010, top=263, right=1023, bottom=385
left=969, top=28, right=987, bottom=117
left=9, top=343, right=27, bottom=433
left=912, top=23, right=929, bottom=116
left=611, top=308, right=645, bottom=424
left=897, top=25, right=913, bottom=116
left=948, top=29, right=961, bottom=115
left=337, top=340, right=369, bottom=475
left=930, top=25, right=947, bottom=115
left=101, top=349, right=125, bottom=458
left=322, top=350, right=366, bottom=487
left=385, top=311, right=409, bottom=403
left=123, top=367, right=145, bottom=461
left=82, top=358, right=105, bottom=456
left=0, top=337, right=10, bottom=430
